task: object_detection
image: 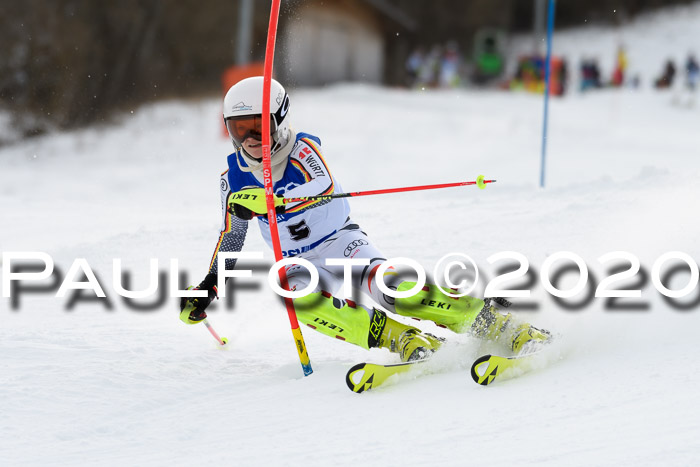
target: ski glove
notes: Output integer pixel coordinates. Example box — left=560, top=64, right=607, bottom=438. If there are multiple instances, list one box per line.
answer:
left=228, top=203, right=284, bottom=220
left=227, top=188, right=286, bottom=220
left=179, top=273, right=218, bottom=325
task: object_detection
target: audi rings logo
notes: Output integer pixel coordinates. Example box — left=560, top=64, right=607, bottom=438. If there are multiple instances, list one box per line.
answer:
left=344, top=239, right=368, bottom=257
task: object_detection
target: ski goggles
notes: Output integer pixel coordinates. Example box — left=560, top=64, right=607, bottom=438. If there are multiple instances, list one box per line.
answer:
left=225, top=115, right=276, bottom=147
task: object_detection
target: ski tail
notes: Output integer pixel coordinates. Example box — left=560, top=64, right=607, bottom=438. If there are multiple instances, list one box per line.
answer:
left=346, top=360, right=428, bottom=393
left=470, top=354, right=499, bottom=386
left=470, top=351, right=546, bottom=386
left=346, top=363, right=373, bottom=393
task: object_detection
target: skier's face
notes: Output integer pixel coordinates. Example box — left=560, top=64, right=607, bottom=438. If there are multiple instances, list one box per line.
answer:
left=242, top=137, right=263, bottom=160
left=225, top=114, right=274, bottom=160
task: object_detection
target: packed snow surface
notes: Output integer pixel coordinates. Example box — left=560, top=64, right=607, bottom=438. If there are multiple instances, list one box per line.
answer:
left=2, top=8, right=700, bottom=467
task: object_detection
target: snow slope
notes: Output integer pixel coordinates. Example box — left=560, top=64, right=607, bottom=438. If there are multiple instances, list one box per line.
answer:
left=2, top=7, right=700, bottom=467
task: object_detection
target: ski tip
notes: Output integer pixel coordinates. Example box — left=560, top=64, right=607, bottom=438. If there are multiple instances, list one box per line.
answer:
left=346, top=363, right=372, bottom=393
left=470, top=354, right=498, bottom=386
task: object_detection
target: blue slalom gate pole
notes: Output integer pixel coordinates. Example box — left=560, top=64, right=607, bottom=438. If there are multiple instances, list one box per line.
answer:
left=540, top=0, right=556, bottom=188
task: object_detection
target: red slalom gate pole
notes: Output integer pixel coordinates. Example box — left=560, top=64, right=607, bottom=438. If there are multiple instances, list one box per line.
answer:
left=261, top=0, right=313, bottom=376
left=282, top=176, right=496, bottom=205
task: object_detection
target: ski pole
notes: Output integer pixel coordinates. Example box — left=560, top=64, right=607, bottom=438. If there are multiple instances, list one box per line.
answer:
left=203, top=318, right=228, bottom=347
left=282, top=175, right=495, bottom=205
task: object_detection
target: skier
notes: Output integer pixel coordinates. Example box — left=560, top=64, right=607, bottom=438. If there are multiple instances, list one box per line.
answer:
left=180, top=76, right=551, bottom=361
left=611, top=46, right=627, bottom=87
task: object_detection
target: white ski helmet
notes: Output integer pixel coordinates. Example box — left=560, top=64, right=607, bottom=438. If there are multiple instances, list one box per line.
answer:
left=223, top=77, right=291, bottom=162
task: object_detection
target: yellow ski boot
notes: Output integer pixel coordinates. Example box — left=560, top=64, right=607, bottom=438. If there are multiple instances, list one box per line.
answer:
left=471, top=305, right=551, bottom=355
left=510, top=324, right=552, bottom=355
left=293, top=292, right=442, bottom=361
left=371, top=310, right=443, bottom=362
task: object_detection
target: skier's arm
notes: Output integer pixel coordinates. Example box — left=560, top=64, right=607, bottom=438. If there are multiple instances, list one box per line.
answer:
left=282, top=138, right=336, bottom=213
left=209, top=189, right=249, bottom=273
left=180, top=179, right=249, bottom=325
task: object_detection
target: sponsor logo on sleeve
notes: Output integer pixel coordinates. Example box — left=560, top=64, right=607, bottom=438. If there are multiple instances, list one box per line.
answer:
left=305, top=155, right=325, bottom=177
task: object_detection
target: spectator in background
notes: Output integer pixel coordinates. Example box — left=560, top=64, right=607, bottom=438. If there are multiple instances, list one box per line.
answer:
left=580, top=58, right=602, bottom=92
left=655, top=60, right=676, bottom=89
left=611, top=46, right=627, bottom=87
left=439, top=41, right=462, bottom=88
left=473, top=36, right=504, bottom=85
left=416, top=44, right=442, bottom=88
left=558, top=58, right=569, bottom=95
left=630, top=75, right=641, bottom=89
left=405, top=47, right=425, bottom=88
left=686, top=54, right=700, bottom=91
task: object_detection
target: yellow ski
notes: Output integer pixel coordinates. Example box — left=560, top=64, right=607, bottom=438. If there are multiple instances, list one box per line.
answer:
left=470, top=352, right=542, bottom=386
left=346, top=360, right=430, bottom=393
left=347, top=349, right=551, bottom=393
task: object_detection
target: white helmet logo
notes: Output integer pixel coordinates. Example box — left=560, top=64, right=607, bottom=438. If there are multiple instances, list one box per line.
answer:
left=231, top=101, right=253, bottom=112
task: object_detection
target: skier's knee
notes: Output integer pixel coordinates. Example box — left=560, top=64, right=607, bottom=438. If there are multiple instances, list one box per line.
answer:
left=294, top=291, right=374, bottom=349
